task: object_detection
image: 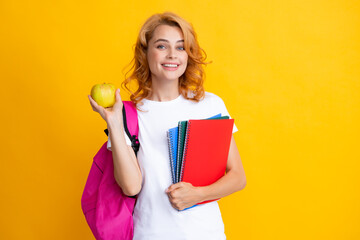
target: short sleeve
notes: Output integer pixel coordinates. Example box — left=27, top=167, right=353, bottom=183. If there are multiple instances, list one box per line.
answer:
left=107, top=129, right=132, bottom=151
left=210, top=93, right=238, bottom=134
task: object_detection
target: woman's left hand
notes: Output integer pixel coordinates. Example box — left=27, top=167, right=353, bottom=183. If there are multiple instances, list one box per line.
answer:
left=166, top=182, right=203, bottom=210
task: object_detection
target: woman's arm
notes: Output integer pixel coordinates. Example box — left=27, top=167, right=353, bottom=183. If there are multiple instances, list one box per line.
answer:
left=166, top=135, right=246, bottom=210
left=88, top=89, right=142, bottom=196
left=108, top=121, right=142, bottom=196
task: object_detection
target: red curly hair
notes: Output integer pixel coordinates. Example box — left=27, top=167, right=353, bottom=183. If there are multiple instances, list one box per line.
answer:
left=122, top=12, right=211, bottom=105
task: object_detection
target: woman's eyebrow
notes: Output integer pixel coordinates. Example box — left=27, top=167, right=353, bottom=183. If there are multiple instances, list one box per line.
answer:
left=154, top=39, right=184, bottom=43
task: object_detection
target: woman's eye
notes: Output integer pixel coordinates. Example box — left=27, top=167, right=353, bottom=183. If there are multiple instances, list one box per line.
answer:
left=156, top=45, right=165, bottom=49
left=156, top=45, right=185, bottom=50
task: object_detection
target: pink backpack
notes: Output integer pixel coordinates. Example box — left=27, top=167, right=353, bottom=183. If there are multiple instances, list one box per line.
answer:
left=81, top=101, right=139, bottom=240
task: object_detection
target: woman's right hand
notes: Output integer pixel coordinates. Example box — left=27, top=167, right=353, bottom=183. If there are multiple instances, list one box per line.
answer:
left=88, top=88, right=124, bottom=126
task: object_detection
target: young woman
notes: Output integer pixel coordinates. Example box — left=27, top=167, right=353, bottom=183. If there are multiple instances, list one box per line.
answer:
left=88, top=12, right=246, bottom=240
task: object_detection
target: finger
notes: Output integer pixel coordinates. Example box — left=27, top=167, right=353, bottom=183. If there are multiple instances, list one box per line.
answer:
left=169, top=197, right=180, bottom=209
left=166, top=183, right=182, bottom=193
left=112, top=89, right=122, bottom=106
left=115, top=89, right=122, bottom=102
left=112, top=89, right=124, bottom=111
left=88, top=95, right=99, bottom=110
left=167, top=192, right=173, bottom=200
left=170, top=201, right=178, bottom=210
left=170, top=190, right=181, bottom=200
left=88, top=95, right=103, bottom=111
left=88, top=95, right=106, bottom=117
left=166, top=188, right=177, bottom=201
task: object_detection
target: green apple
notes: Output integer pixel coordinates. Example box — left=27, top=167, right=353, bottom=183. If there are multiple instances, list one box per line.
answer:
left=90, top=83, right=116, bottom=108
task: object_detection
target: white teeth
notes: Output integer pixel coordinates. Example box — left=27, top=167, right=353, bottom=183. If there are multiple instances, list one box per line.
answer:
left=162, top=64, right=178, bottom=67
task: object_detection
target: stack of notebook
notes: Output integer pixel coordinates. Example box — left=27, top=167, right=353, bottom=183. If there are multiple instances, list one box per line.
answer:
left=166, top=114, right=234, bottom=207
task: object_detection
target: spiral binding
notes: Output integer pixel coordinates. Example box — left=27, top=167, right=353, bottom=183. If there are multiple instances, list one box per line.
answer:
left=180, top=121, right=192, bottom=182
left=167, top=131, right=176, bottom=184
left=176, top=122, right=184, bottom=183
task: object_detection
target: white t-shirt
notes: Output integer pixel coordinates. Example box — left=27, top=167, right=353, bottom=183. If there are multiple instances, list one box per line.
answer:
left=107, top=92, right=238, bottom=240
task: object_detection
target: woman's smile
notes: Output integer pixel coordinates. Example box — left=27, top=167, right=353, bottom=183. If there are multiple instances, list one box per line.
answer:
left=161, top=63, right=180, bottom=71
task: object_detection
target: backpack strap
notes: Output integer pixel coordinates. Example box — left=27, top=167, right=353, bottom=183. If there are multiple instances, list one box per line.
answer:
left=122, top=101, right=140, bottom=155
left=104, top=101, right=140, bottom=155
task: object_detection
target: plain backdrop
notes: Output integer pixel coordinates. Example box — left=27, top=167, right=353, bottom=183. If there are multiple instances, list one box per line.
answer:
left=0, top=0, right=359, bottom=239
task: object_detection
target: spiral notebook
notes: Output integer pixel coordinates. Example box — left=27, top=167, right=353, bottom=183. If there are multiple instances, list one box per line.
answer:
left=167, top=126, right=178, bottom=184
left=167, top=114, right=221, bottom=184
left=180, top=118, right=234, bottom=205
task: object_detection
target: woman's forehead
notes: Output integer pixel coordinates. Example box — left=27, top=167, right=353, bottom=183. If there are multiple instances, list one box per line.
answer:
left=150, top=25, right=184, bottom=43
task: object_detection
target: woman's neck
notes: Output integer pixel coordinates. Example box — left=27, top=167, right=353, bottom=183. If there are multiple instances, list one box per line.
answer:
left=147, top=79, right=180, bottom=102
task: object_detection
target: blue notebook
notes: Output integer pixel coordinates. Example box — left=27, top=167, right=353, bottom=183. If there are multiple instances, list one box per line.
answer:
left=167, top=126, right=178, bottom=184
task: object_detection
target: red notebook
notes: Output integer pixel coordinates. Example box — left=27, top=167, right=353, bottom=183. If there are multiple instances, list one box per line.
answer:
left=180, top=118, right=234, bottom=205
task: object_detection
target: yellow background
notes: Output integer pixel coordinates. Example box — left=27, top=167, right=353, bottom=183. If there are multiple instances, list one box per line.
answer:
left=1, top=0, right=359, bottom=239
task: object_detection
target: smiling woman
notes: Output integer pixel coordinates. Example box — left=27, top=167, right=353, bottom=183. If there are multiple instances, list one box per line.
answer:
left=122, top=12, right=210, bottom=105
left=88, top=11, right=246, bottom=240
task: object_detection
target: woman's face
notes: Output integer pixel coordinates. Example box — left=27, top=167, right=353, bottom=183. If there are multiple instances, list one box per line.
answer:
left=146, top=25, right=188, bottom=84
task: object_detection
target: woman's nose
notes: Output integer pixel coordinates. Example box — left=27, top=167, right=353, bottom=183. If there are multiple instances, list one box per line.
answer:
left=167, top=47, right=177, bottom=59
